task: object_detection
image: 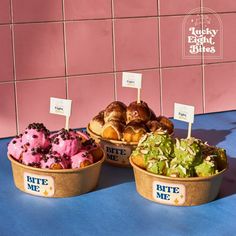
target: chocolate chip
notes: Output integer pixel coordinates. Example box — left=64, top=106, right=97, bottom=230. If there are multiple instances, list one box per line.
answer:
left=12, top=140, right=17, bottom=144
left=32, top=135, right=38, bottom=139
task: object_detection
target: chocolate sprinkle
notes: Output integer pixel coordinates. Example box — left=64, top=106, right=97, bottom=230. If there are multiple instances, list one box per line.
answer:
left=50, top=128, right=78, bottom=143
left=28, top=162, right=41, bottom=168
left=27, top=123, right=50, bottom=136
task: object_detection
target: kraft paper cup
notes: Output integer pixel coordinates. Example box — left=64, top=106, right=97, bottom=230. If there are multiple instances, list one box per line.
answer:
left=8, top=154, right=105, bottom=198
left=98, top=139, right=137, bottom=167
left=130, top=157, right=227, bottom=206
left=87, top=125, right=174, bottom=168
left=87, top=125, right=138, bottom=167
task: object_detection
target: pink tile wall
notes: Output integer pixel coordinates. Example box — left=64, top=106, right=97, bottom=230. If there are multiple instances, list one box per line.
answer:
left=113, top=0, right=158, bottom=18
left=64, top=0, right=111, bottom=20
left=160, top=14, right=202, bottom=67
left=66, top=20, right=113, bottom=75
left=14, top=23, right=65, bottom=80
left=0, top=25, right=14, bottom=82
left=114, top=17, right=159, bottom=71
left=0, top=83, right=16, bottom=137
left=12, top=0, right=63, bottom=23
left=162, top=66, right=203, bottom=117
left=116, top=69, right=161, bottom=115
left=203, top=0, right=236, bottom=13
left=159, top=0, right=200, bottom=15
left=68, top=73, right=115, bottom=128
left=0, top=0, right=10, bottom=23
left=205, top=63, right=236, bottom=113
left=16, top=78, right=67, bottom=132
left=203, top=13, right=236, bottom=63
left=0, top=0, right=235, bottom=138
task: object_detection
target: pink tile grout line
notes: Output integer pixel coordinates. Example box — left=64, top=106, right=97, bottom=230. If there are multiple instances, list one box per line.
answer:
left=9, top=0, right=19, bottom=135
left=62, top=0, right=69, bottom=99
left=200, top=0, right=206, bottom=113
left=157, top=0, right=163, bottom=115
left=111, top=0, right=117, bottom=101
left=1, top=60, right=236, bottom=84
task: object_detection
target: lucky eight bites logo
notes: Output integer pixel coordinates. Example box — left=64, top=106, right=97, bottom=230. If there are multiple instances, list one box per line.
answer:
left=182, top=8, right=223, bottom=59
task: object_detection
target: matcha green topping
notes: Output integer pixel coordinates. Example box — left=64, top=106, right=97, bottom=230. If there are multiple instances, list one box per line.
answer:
left=147, top=159, right=169, bottom=175
left=131, top=131, right=227, bottom=178
left=195, top=160, right=216, bottom=177
left=174, top=137, right=202, bottom=167
left=132, top=131, right=174, bottom=166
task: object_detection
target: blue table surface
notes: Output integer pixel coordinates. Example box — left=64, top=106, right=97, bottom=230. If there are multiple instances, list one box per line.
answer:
left=1, top=111, right=236, bottom=236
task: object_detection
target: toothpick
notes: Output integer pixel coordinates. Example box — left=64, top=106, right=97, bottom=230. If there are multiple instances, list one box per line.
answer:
left=187, top=122, right=192, bottom=139
left=65, top=116, right=70, bottom=131
left=137, top=88, right=141, bottom=104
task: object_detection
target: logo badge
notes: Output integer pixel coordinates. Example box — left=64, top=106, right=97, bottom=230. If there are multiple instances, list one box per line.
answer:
left=24, top=172, right=55, bottom=197
left=152, top=181, right=186, bottom=206
left=102, top=142, right=132, bottom=166
left=182, top=8, right=223, bottom=59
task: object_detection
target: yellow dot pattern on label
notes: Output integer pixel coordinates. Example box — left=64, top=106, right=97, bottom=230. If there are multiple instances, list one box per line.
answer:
left=174, top=198, right=179, bottom=205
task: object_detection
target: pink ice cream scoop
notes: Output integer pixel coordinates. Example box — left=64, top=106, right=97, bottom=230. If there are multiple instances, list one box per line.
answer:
left=41, top=152, right=70, bottom=169
left=22, top=149, right=42, bottom=167
left=51, top=129, right=81, bottom=157
left=71, top=151, right=93, bottom=169
left=8, top=136, right=24, bottom=160
left=21, top=123, right=50, bottom=149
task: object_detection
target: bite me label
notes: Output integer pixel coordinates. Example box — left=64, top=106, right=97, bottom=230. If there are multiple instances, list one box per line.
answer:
left=103, top=143, right=132, bottom=166
left=152, top=181, right=186, bottom=206
left=24, top=172, right=55, bottom=197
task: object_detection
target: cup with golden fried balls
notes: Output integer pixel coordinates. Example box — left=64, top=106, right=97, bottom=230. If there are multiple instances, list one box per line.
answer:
left=87, top=101, right=174, bottom=167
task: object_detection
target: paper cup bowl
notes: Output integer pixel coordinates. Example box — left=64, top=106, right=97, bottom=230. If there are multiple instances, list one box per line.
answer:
left=8, top=154, right=105, bottom=198
left=87, top=125, right=174, bottom=168
left=130, top=157, right=227, bottom=206
left=87, top=125, right=138, bottom=167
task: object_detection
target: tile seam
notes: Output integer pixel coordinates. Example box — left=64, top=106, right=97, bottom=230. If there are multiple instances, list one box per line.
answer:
left=4, top=59, right=236, bottom=84
left=62, top=0, right=69, bottom=98
left=157, top=0, right=163, bottom=115
left=9, top=0, right=19, bottom=135
left=0, top=10, right=236, bottom=26
left=111, top=0, right=117, bottom=101
left=201, top=0, right=206, bottom=113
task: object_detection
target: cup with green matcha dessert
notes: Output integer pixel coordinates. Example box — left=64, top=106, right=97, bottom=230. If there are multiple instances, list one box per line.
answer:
left=130, top=131, right=228, bottom=206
